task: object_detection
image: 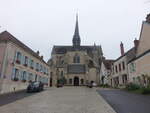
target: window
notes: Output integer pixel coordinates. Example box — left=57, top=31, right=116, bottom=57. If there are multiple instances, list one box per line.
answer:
left=61, top=71, right=63, bottom=77
left=24, top=56, right=28, bottom=66
left=36, top=63, right=39, bottom=71
left=61, top=60, right=64, bottom=65
left=69, top=79, right=72, bottom=84
left=30, top=59, right=34, bottom=69
left=122, top=61, right=125, bottom=70
left=40, top=64, right=43, bottom=72
left=130, top=63, right=136, bottom=73
left=119, top=63, right=121, bottom=72
left=16, top=52, right=21, bottom=64
left=115, top=65, right=118, bottom=73
left=43, top=67, right=46, bottom=74
left=28, top=73, right=33, bottom=81
left=22, top=71, right=27, bottom=80
left=73, top=55, right=80, bottom=63
left=81, top=79, right=84, bottom=84
left=11, top=68, right=19, bottom=80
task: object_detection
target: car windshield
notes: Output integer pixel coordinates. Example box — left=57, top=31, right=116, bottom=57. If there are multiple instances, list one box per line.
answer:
left=33, top=82, right=39, bottom=85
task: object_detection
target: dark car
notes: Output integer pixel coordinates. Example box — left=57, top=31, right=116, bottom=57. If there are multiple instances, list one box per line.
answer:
left=27, top=81, right=44, bottom=93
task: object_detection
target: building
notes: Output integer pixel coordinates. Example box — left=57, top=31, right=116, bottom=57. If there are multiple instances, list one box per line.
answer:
left=110, top=41, right=137, bottom=88
left=100, top=59, right=114, bottom=85
left=48, top=15, right=103, bottom=86
left=0, top=31, right=50, bottom=94
left=128, top=14, right=150, bottom=86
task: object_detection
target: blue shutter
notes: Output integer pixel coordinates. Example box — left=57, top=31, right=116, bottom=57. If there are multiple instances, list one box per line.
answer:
left=32, top=61, right=34, bottom=69
left=20, top=70, right=23, bottom=80
left=19, top=53, right=22, bottom=62
left=21, top=55, right=24, bottom=64
left=26, top=72, right=29, bottom=81
left=23, top=71, right=26, bottom=80
left=14, top=52, right=18, bottom=62
left=11, top=68, right=16, bottom=79
left=18, top=70, right=22, bottom=80
left=28, top=58, right=31, bottom=67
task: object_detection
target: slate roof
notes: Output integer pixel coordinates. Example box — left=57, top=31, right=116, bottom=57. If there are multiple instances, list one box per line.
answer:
left=0, top=31, right=49, bottom=66
left=103, top=60, right=115, bottom=70
left=115, top=47, right=136, bottom=63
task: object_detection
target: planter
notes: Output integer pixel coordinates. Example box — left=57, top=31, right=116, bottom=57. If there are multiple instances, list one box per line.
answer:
left=30, top=66, right=34, bottom=69
left=13, top=77, right=19, bottom=81
left=16, top=60, right=20, bottom=64
left=24, top=64, right=28, bottom=67
left=22, top=79, right=26, bottom=82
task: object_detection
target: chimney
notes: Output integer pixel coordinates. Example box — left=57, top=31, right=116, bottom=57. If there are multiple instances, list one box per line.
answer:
left=134, top=38, right=139, bottom=49
left=120, top=42, right=124, bottom=56
left=36, top=51, right=39, bottom=55
left=146, top=13, right=150, bottom=23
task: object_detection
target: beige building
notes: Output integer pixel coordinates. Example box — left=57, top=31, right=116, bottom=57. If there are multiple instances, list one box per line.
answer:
left=48, top=16, right=103, bottom=86
left=0, top=31, right=50, bottom=94
left=128, top=14, right=150, bottom=86
left=110, top=41, right=137, bottom=87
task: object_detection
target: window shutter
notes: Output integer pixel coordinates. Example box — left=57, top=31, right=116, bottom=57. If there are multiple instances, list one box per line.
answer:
left=11, top=68, right=16, bottom=79
left=26, top=72, right=29, bottom=81
left=32, top=61, right=34, bottom=69
left=23, top=71, right=26, bottom=80
left=14, top=52, right=18, bottom=62
left=29, top=58, right=31, bottom=67
left=21, top=55, right=24, bottom=64
left=20, top=70, right=23, bottom=80
left=19, top=53, right=22, bottom=61
left=18, top=70, right=22, bottom=80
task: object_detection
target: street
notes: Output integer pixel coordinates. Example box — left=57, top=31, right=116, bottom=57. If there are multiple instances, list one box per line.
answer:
left=97, top=89, right=150, bottom=113
left=0, top=87, right=116, bottom=113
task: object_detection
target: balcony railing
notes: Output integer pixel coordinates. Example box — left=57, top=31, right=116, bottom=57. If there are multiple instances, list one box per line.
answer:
left=24, top=64, right=28, bottom=67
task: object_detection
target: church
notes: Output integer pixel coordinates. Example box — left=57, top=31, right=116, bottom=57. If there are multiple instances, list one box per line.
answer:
left=48, top=15, right=103, bottom=86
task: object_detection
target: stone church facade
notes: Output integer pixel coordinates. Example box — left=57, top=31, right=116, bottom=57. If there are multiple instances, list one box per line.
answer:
left=48, top=16, right=103, bottom=86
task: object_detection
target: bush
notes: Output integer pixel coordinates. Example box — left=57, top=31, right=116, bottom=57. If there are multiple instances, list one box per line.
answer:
left=141, top=87, right=150, bottom=94
left=125, top=83, right=140, bottom=91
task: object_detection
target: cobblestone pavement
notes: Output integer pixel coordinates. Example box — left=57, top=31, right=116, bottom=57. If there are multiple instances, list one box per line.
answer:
left=0, top=87, right=116, bottom=113
left=97, top=89, right=150, bottom=113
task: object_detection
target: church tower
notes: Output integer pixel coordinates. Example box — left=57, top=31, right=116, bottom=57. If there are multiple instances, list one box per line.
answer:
left=72, top=14, right=81, bottom=47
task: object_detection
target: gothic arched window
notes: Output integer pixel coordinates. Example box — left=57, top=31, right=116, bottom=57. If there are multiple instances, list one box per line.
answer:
left=73, top=55, right=80, bottom=63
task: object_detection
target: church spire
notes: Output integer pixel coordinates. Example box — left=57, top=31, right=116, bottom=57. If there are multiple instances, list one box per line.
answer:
left=74, top=14, right=79, bottom=36
left=73, top=13, right=81, bottom=47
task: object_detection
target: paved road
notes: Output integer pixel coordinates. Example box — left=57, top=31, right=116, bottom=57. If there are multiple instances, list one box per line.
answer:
left=0, top=87, right=116, bottom=113
left=97, top=89, right=150, bottom=113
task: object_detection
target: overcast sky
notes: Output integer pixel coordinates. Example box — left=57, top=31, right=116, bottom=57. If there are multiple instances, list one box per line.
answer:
left=0, top=0, right=149, bottom=61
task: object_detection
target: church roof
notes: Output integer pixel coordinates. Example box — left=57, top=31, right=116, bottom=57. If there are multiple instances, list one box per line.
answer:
left=52, top=45, right=102, bottom=54
left=51, top=15, right=103, bottom=58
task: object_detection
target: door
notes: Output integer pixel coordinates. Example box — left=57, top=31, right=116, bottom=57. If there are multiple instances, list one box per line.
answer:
left=74, top=76, right=79, bottom=86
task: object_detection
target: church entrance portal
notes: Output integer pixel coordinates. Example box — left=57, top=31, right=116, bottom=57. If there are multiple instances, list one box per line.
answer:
left=74, top=77, right=79, bottom=86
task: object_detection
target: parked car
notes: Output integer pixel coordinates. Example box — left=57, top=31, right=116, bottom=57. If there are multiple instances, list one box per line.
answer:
left=57, top=83, right=63, bottom=88
left=92, top=82, right=97, bottom=87
left=27, top=81, right=44, bottom=93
